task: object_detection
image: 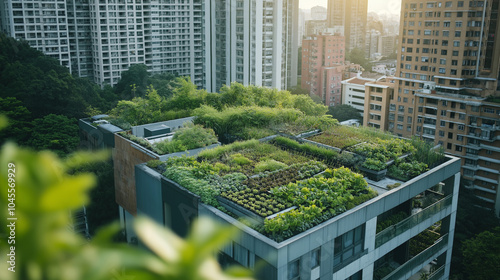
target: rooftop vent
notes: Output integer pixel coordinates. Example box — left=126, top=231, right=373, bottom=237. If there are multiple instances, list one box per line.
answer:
left=144, top=125, right=171, bottom=137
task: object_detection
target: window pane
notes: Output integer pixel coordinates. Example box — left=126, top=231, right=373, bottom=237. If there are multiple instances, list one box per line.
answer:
left=344, top=231, right=354, bottom=247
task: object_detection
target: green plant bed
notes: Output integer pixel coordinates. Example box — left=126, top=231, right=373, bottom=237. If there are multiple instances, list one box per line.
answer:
left=198, top=141, right=312, bottom=176
left=244, top=161, right=327, bottom=192
left=307, top=130, right=362, bottom=149
left=160, top=140, right=378, bottom=242
left=387, top=157, right=428, bottom=181
left=220, top=188, right=291, bottom=218
left=272, top=136, right=339, bottom=163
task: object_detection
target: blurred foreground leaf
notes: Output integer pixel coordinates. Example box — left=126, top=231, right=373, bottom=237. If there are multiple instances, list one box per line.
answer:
left=0, top=138, right=253, bottom=279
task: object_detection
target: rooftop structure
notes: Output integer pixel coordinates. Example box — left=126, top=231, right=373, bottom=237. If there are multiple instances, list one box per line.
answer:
left=110, top=118, right=459, bottom=280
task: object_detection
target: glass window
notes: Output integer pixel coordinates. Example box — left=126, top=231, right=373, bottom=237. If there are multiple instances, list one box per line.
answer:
left=311, top=248, right=320, bottom=268
left=334, top=225, right=365, bottom=271
left=288, top=259, right=300, bottom=280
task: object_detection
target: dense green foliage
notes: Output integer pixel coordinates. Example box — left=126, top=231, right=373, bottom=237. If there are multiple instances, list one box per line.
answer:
left=266, top=167, right=377, bottom=239
left=346, top=48, right=373, bottom=71
left=108, top=80, right=328, bottom=130
left=451, top=187, right=500, bottom=279
left=388, top=158, right=428, bottom=180
left=157, top=139, right=377, bottom=242
left=0, top=34, right=117, bottom=119
left=410, top=137, right=446, bottom=168
left=327, top=104, right=362, bottom=122
left=461, top=227, right=500, bottom=280
left=155, top=123, right=218, bottom=154
left=113, top=64, right=177, bottom=99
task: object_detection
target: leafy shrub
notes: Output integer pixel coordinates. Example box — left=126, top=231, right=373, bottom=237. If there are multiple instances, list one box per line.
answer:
left=410, top=137, right=445, bottom=167
left=146, top=159, right=163, bottom=169
left=152, top=123, right=218, bottom=154
left=388, top=158, right=428, bottom=180
left=155, top=139, right=188, bottom=154
left=254, top=159, right=287, bottom=173
left=172, top=123, right=217, bottom=150
left=230, top=153, right=253, bottom=165
left=362, top=158, right=387, bottom=171
left=266, top=167, right=375, bottom=237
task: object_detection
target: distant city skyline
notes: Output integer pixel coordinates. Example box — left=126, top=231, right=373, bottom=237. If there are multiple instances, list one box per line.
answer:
left=299, top=0, right=401, bottom=15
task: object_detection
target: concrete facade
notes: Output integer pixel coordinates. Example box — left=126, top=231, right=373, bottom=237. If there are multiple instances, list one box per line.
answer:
left=1, top=0, right=299, bottom=91
left=301, top=33, right=347, bottom=106
left=387, top=0, right=500, bottom=215
left=327, top=0, right=367, bottom=51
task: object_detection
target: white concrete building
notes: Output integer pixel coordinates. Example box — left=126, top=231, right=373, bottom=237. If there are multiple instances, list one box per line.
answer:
left=1, top=0, right=298, bottom=91
left=341, top=76, right=375, bottom=115
left=207, top=0, right=299, bottom=92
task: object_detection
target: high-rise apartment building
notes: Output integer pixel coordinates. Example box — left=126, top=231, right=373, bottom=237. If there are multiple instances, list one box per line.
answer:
left=302, top=33, right=345, bottom=106
left=207, top=0, right=299, bottom=91
left=1, top=0, right=298, bottom=91
left=0, top=0, right=207, bottom=88
left=389, top=0, right=500, bottom=215
left=365, top=29, right=381, bottom=59
left=327, top=0, right=368, bottom=51
left=379, top=35, right=398, bottom=58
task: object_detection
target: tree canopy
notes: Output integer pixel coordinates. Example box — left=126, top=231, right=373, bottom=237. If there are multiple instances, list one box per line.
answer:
left=327, top=104, right=362, bottom=122
left=462, top=227, right=500, bottom=280
left=346, top=48, right=373, bottom=72
left=108, top=79, right=328, bottom=128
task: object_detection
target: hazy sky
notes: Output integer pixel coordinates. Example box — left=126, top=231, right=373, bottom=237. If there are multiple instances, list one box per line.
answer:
left=299, top=0, right=401, bottom=16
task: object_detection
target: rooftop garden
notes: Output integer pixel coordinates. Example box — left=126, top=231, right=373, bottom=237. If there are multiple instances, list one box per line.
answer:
left=305, top=126, right=445, bottom=181
left=118, top=123, right=218, bottom=155
left=148, top=138, right=378, bottom=242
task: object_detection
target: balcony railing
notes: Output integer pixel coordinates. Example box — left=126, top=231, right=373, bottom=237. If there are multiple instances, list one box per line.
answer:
left=428, top=265, right=445, bottom=280
left=375, top=195, right=452, bottom=248
left=382, top=234, right=449, bottom=280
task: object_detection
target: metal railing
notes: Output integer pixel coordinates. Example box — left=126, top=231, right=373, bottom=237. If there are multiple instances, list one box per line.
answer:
left=376, top=195, right=452, bottom=248
left=382, top=234, right=449, bottom=280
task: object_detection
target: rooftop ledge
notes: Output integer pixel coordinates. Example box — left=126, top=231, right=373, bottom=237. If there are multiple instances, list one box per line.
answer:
left=142, top=129, right=455, bottom=243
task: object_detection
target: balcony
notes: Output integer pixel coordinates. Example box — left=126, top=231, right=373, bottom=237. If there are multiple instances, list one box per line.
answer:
left=381, top=234, right=449, bottom=280
left=375, top=195, right=452, bottom=248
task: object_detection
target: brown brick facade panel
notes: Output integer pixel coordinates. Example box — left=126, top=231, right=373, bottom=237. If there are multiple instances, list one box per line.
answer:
left=113, top=134, right=156, bottom=215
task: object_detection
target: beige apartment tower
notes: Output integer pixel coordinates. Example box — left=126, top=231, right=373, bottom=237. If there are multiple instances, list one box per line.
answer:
left=327, top=0, right=368, bottom=51
left=390, top=0, right=500, bottom=215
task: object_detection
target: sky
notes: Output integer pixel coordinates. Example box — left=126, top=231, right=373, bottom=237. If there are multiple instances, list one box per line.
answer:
left=299, top=0, right=401, bottom=16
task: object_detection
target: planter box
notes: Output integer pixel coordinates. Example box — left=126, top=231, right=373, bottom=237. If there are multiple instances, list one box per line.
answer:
left=359, top=166, right=387, bottom=181
left=216, top=196, right=264, bottom=225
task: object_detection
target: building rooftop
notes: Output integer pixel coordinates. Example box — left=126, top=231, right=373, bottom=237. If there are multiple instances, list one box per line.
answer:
left=147, top=125, right=446, bottom=242
left=343, top=77, right=374, bottom=85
